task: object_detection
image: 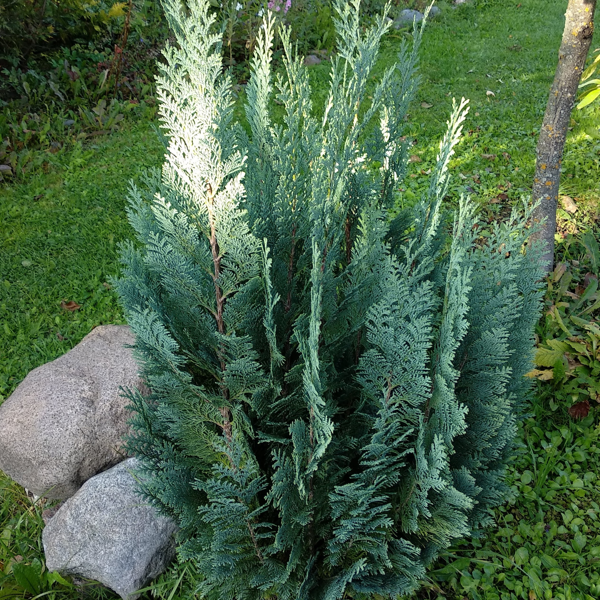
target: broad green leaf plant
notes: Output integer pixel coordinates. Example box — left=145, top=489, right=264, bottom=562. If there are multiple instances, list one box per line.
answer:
left=529, top=229, right=600, bottom=413
left=578, top=48, right=600, bottom=109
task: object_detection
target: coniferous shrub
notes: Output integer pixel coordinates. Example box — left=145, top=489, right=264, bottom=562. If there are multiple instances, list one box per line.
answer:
left=115, top=1, right=545, bottom=597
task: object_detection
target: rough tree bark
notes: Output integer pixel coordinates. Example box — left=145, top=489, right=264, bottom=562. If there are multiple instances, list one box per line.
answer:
left=531, top=0, right=596, bottom=271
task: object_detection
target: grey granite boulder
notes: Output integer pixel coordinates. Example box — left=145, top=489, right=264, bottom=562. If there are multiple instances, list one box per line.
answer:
left=304, top=54, right=322, bottom=66
left=0, top=325, right=145, bottom=499
left=394, top=9, right=424, bottom=28
left=43, top=458, right=177, bottom=600
left=393, top=6, right=441, bottom=28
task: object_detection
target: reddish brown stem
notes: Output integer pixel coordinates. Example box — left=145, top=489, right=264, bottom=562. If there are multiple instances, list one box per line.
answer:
left=206, top=184, right=232, bottom=450
left=207, top=185, right=226, bottom=360
left=109, top=0, right=133, bottom=97
left=219, top=406, right=233, bottom=446
left=345, top=215, right=352, bottom=264
left=210, top=223, right=225, bottom=337
left=204, top=188, right=264, bottom=564
left=247, top=520, right=264, bottom=563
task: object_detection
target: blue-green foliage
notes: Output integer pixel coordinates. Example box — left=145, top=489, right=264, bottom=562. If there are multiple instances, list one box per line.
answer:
left=114, top=1, right=545, bottom=597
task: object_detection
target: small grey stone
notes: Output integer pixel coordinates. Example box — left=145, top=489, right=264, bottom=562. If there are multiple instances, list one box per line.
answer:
left=43, top=458, right=177, bottom=600
left=63, top=119, right=75, bottom=127
left=394, top=9, right=424, bottom=28
left=0, top=325, right=146, bottom=499
left=429, top=6, right=442, bottom=18
left=304, top=54, right=322, bottom=66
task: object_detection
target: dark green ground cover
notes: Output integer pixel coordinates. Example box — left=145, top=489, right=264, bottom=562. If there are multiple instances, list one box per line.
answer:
left=1, top=1, right=599, bottom=598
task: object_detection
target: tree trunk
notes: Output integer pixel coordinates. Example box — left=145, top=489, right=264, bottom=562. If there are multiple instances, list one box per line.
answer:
left=531, top=0, right=596, bottom=271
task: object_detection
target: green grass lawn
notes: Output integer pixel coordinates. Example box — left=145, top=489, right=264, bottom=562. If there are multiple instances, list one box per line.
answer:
left=1, top=0, right=599, bottom=598
left=0, top=121, right=164, bottom=400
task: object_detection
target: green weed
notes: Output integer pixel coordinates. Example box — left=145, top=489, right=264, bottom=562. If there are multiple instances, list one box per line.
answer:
left=420, top=417, right=600, bottom=600
left=530, top=230, right=600, bottom=417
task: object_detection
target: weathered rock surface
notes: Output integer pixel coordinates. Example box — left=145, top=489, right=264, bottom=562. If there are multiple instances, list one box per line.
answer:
left=394, top=9, right=424, bottom=28
left=0, top=325, right=145, bottom=499
left=394, top=6, right=441, bottom=28
left=304, top=54, right=322, bottom=66
left=43, top=458, right=177, bottom=600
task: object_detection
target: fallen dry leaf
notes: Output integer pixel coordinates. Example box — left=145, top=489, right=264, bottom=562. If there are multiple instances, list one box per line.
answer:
left=61, top=300, right=81, bottom=311
left=409, top=155, right=422, bottom=163
left=553, top=262, right=567, bottom=282
left=420, top=102, right=433, bottom=109
left=584, top=272, right=599, bottom=288
left=560, top=195, right=578, bottom=214
left=486, top=90, right=495, bottom=97
left=502, top=152, right=511, bottom=161
left=525, top=369, right=554, bottom=381
left=569, top=400, right=590, bottom=421
left=481, top=153, right=497, bottom=160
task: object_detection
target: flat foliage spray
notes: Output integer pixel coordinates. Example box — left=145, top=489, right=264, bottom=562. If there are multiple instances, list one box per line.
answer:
left=115, top=1, right=545, bottom=597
